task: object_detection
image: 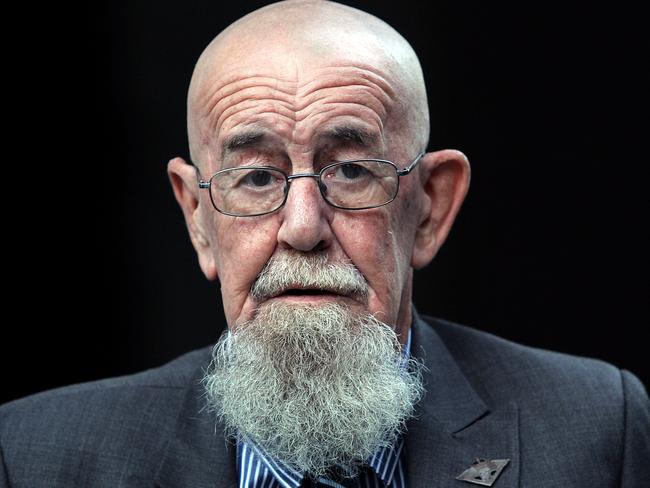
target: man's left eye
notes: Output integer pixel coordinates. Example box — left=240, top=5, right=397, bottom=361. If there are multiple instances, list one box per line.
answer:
left=336, top=163, right=368, bottom=180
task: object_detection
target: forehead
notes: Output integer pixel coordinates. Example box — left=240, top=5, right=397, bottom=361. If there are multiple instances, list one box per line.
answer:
left=188, top=38, right=411, bottom=165
left=208, top=67, right=395, bottom=147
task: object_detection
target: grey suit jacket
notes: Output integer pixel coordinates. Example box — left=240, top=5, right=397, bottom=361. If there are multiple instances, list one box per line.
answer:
left=2, top=313, right=649, bottom=487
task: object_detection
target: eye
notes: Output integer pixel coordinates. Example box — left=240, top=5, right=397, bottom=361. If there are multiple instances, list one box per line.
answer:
left=243, top=169, right=274, bottom=187
left=337, top=163, right=369, bottom=180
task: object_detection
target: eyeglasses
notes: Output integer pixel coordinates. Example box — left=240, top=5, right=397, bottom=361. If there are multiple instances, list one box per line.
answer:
left=196, top=152, right=424, bottom=217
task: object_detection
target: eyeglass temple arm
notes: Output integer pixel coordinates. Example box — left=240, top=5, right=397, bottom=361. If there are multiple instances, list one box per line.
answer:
left=396, top=151, right=425, bottom=176
left=191, top=163, right=211, bottom=188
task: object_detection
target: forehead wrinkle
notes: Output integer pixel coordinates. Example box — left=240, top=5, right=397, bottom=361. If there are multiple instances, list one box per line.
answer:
left=216, top=97, right=296, bottom=136
left=296, top=103, right=384, bottom=134
left=295, top=67, right=394, bottom=117
left=199, top=77, right=295, bottom=149
left=302, top=102, right=384, bottom=121
left=204, top=76, right=298, bottom=118
left=297, top=65, right=396, bottom=100
left=297, top=83, right=390, bottom=106
left=194, top=74, right=298, bottom=140
left=292, top=65, right=395, bottom=146
left=294, top=87, right=389, bottom=122
left=197, top=73, right=298, bottom=116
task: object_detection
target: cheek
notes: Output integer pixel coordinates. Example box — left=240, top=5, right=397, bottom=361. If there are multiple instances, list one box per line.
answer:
left=332, top=211, right=405, bottom=308
left=211, top=216, right=279, bottom=314
left=392, top=197, right=418, bottom=260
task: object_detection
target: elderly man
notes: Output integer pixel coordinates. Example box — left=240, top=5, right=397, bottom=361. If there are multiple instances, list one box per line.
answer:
left=1, top=1, right=648, bottom=487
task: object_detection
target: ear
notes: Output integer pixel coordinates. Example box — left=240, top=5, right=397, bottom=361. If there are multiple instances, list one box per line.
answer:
left=167, top=157, right=218, bottom=281
left=411, top=149, right=471, bottom=269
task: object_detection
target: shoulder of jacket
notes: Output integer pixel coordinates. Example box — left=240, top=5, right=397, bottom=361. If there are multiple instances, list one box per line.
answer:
left=419, top=315, right=631, bottom=406
left=0, top=345, right=213, bottom=445
left=3, top=344, right=212, bottom=406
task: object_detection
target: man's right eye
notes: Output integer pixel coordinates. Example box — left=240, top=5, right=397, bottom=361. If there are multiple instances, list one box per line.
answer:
left=243, top=170, right=274, bottom=187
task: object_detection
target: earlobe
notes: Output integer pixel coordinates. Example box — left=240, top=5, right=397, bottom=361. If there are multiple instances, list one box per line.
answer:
left=167, top=157, right=219, bottom=281
left=411, top=150, right=471, bottom=269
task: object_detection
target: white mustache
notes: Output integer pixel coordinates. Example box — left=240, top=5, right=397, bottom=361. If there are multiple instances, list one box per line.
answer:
left=250, top=251, right=369, bottom=301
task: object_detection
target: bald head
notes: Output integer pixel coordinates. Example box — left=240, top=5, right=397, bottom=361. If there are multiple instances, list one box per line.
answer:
left=187, top=0, right=429, bottom=167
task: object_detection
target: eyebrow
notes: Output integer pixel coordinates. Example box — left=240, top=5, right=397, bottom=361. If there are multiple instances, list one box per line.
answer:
left=320, top=125, right=379, bottom=148
left=220, top=124, right=380, bottom=159
left=221, top=129, right=268, bottom=156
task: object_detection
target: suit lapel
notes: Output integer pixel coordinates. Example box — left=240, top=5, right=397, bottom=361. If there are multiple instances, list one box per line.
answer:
left=154, top=361, right=238, bottom=488
left=406, top=312, right=520, bottom=488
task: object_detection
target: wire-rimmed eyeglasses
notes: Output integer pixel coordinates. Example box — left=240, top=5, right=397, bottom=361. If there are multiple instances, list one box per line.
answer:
left=195, top=152, right=425, bottom=217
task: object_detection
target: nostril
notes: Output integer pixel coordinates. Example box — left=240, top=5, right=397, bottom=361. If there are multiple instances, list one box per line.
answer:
left=312, top=240, right=327, bottom=252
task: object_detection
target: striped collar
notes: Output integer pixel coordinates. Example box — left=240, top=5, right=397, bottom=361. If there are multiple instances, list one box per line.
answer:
left=236, top=328, right=412, bottom=488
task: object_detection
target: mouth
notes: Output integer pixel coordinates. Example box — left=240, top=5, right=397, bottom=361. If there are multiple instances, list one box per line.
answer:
left=281, top=288, right=333, bottom=296
left=267, top=287, right=351, bottom=302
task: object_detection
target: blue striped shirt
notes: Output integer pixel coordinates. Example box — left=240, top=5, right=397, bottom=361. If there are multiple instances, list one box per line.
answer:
left=236, top=329, right=412, bottom=488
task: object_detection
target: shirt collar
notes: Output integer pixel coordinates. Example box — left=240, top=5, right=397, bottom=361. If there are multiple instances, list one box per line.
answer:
left=236, top=327, right=412, bottom=487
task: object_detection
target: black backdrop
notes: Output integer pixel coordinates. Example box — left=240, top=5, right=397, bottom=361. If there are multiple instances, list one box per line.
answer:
left=2, top=0, right=647, bottom=404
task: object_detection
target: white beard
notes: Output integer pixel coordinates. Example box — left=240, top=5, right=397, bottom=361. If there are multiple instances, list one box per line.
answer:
left=203, top=301, right=423, bottom=478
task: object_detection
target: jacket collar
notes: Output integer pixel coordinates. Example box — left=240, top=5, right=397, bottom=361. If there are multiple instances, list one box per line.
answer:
left=153, top=352, right=238, bottom=488
left=405, top=310, right=520, bottom=488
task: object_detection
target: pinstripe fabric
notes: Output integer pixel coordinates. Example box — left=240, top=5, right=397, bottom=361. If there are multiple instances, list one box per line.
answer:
left=236, top=330, right=412, bottom=488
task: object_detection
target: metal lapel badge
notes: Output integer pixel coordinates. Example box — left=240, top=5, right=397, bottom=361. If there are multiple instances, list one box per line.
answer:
left=456, top=458, right=511, bottom=486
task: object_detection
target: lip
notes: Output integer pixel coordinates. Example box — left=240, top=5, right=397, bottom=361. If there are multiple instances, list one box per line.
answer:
left=267, top=290, right=352, bottom=304
left=270, top=293, right=348, bottom=303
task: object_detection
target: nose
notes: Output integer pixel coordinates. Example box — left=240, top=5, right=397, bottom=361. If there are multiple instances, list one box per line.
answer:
left=276, top=176, right=333, bottom=252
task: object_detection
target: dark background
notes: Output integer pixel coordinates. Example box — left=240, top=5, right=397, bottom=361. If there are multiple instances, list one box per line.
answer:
left=3, top=0, right=647, bottom=404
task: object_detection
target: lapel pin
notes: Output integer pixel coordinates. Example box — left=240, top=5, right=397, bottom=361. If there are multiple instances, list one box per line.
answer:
left=456, top=458, right=510, bottom=486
